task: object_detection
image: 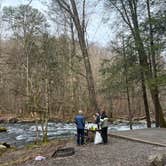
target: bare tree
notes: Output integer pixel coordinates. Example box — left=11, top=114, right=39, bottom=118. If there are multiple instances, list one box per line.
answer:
left=53, top=0, right=99, bottom=112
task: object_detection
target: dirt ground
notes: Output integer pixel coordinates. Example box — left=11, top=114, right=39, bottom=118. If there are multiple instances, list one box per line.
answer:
left=1, top=136, right=166, bottom=166
left=0, top=139, right=68, bottom=166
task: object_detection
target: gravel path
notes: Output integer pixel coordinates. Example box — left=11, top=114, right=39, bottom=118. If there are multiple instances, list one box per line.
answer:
left=22, top=137, right=166, bottom=166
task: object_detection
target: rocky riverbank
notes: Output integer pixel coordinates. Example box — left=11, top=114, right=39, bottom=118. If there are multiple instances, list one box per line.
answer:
left=1, top=136, right=166, bottom=166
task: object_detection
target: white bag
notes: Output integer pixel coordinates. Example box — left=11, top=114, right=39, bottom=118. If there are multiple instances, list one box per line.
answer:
left=94, top=131, right=103, bottom=144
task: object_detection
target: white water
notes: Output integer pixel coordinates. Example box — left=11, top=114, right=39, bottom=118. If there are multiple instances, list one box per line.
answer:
left=0, top=122, right=155, bottom=147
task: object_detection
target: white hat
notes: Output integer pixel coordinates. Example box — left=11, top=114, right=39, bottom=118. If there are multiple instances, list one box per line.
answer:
left=78, top=110, right=83, bottom=114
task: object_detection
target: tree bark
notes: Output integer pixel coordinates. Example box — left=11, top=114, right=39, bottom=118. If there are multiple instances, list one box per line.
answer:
left=146, top=0, right=166, bottom=127
left=128, top=0, right=151, bottom=127
left=122, top=37, right=132, bottom=130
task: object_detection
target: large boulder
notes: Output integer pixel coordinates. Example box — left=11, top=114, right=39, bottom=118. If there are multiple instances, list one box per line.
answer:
left=148, top=154, right=166, bottom=166
left=0, top=127, right=7, bottom=132
left=0, top=117, right=7, bottom=123
left=2, top=143, right=10, bottom=148
left=0, top=145, right=7, bottom=155
left=8, top=117, right=18, bottom=123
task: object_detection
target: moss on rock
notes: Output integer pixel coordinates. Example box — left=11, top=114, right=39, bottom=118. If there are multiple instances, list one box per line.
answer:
left=0, top=127, right=7, bottom=132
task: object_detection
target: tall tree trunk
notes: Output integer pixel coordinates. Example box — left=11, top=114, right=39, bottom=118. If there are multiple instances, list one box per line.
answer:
left=107, top=0, right=152, bottom=127
left=150, top=88, right=166, bottom=127
left=111, top=0, right=152, bottom=127
left=70, top=18, right=75, bottom=102
left=42, top=78, right=49, bottom=142
left=56, top=0, right=99, bottom=112
left=70, top=19, right=80, bottom=111
left=128, top=1, right=151, bottom=127
left=70, top=0, right=99, bottom=112
left=146, top=0, right=166, bottom=127
left=122, top=37, right=132, bottom=130
left=141, top=76, right=151, bottom=127
left=134, top=30, right=151, bottom=128
left=26, top=51, right=29, bottom=100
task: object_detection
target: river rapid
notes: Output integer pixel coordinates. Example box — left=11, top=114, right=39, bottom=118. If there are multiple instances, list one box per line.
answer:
left=0, top=121, right=154, bottom=148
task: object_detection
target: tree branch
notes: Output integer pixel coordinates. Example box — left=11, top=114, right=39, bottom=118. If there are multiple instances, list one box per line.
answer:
left=56, top=0, right=74, bottom=18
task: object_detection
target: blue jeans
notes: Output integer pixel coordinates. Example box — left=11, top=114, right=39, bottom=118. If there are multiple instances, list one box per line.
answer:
left=77, top=129, right=84, bottom=145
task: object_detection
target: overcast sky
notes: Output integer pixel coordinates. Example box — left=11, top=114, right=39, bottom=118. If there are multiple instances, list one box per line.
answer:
left=1, top=0, right=114, bottom=46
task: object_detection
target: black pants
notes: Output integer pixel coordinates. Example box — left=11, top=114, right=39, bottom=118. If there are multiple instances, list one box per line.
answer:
left=77, top=129, right=84, bottom=145
left=101, top=127, right=108, bottom=144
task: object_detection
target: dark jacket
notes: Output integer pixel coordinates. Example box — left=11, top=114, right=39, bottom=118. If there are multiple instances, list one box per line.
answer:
left=75, top=115, right=85, bottom=129
left=95, top=115, right=100, bottom=125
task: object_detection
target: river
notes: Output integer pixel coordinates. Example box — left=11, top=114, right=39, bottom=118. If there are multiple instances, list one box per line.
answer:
left=0, top=122, right=155, bottom=148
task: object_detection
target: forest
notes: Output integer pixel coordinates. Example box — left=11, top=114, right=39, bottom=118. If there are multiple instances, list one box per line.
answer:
left=0, top=0, right=165, bottom=131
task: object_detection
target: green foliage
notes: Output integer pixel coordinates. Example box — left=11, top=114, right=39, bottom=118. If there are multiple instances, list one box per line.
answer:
left=104, top=0, right=166, bottom=92
left=100, top=57, right=140, bottom=94
left=147, top=74, right=166, bottom=89
left=100, top=34, right=141, bottom=99
left=3, top=5, right=48, bottom=38
left=0, top=127, right=7, bottom=132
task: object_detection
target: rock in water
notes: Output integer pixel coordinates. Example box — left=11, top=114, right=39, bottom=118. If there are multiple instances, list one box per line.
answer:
left=0, top=127, right=7, bottom=132
left=0, top=145, right=7, bottom=154
left=9, top=118, right=18, bottom=123
left=0, top=145, right=6, bottom=149
left=2, top=143, right=10, bottom=148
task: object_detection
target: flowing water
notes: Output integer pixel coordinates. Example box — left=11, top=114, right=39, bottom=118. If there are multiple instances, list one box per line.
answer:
left=0, top=122, right=154, bottom=148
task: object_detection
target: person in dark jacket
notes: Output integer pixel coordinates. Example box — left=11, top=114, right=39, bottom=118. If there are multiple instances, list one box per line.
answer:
left=75, top=110, right=85, bottom=145
left=93, top=112, right=100, bottom=129
left=100, top=111, right=108, bottom=144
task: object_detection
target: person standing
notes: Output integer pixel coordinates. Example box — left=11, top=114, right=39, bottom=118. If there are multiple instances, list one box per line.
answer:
left=100, top=111, right=108, bottom=144
left=93, top=112, right=100, bottom=129
left=75, top=110, right=85, bottom=145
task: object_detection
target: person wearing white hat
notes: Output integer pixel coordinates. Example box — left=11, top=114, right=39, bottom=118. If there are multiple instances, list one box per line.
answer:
left=75, top=110, right=85, bottom=145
